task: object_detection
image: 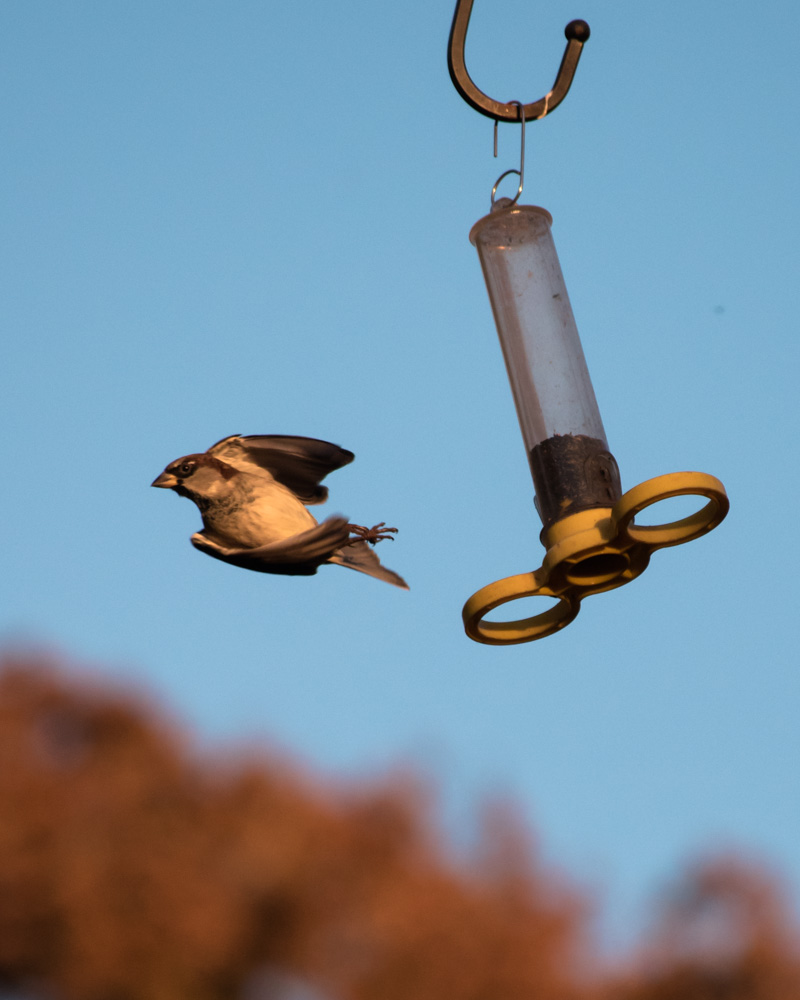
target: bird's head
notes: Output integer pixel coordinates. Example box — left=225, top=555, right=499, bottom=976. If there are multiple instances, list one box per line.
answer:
left=151, top=453, right=238, bottom=504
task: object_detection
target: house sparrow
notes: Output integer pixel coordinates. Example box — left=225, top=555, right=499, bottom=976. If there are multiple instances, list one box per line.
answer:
left=151, top=434, right=408, bottom=589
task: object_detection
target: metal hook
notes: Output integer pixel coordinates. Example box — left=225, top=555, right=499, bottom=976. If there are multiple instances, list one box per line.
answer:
left=491, top=102, right=525, bottom=206
left=447, top=0, right=590, bottom=122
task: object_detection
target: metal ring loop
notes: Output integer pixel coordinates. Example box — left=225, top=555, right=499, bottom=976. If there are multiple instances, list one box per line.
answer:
left=491, top=169, right=522, bottom=206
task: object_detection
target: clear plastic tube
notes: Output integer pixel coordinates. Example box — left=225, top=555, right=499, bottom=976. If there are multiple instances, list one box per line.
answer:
left=470, top=204, right=621, bottom=526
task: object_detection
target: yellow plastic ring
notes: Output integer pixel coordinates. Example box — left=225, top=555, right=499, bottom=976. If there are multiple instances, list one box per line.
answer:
left=462, top=571, right=579, bottom=645
left=613, top=472, right=729, bottom=549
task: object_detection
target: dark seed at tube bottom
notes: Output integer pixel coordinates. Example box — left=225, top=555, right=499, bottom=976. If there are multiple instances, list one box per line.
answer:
left=529, top=434, right=622, bottom=528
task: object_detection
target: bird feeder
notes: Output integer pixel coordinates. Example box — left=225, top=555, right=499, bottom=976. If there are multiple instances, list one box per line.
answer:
left=449, top=1, right=729, bottom=644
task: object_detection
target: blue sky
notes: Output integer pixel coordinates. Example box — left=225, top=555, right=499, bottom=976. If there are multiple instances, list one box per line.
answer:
left=2, top=0, right=799, bottom=949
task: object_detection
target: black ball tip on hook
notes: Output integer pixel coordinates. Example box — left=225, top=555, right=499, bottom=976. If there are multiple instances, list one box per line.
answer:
left=565, top=20, right=590, bottom=42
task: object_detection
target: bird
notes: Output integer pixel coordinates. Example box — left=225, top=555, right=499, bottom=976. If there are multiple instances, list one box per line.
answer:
left=151, top=434, right=408, bottom=589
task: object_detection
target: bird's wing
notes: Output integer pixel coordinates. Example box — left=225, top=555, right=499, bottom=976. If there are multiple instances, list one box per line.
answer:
left=190, top=516, right=351, bottom=575
left=207, top=434, right=354, bottom=505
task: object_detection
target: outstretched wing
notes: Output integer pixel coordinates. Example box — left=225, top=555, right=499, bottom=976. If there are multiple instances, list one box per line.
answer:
left=207, top=434, right=354, bottom=505
left=190, top=516, right=352, bottom=576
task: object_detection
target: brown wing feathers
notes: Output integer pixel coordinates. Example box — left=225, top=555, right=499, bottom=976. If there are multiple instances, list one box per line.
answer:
left=208, top=435, right=354, bottom=505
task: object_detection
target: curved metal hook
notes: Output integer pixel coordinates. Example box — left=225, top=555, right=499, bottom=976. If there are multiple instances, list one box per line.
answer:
left=447, top=0, right=590, bottom=122
left=491, top=102, right=525, bottom=205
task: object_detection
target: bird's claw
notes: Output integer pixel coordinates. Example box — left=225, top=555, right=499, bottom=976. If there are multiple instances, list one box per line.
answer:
left=346, top=522, right=398, bottom=546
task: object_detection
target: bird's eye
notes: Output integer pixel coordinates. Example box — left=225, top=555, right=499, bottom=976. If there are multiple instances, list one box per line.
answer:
left=179, top=461, right=195, bottom=476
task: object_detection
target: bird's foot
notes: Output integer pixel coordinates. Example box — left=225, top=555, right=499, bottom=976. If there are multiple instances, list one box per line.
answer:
left=345, top=522, right=398, bottom=546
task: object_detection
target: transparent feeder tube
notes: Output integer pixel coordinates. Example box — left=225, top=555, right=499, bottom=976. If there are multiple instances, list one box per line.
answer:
left=470, top=204, right=621, bottom=527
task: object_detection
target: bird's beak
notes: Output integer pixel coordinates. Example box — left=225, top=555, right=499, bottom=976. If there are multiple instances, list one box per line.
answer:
left=151, top=471, right=179, bottom=489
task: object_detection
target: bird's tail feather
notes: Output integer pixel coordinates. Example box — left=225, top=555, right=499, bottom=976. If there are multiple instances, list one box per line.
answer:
left=330, top=541, right=408, bottom=590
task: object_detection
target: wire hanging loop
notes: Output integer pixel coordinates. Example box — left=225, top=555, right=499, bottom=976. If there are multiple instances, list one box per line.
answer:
left=447, top=0, right=590, bottom=122
left=491, top=103, right=526, bottom=207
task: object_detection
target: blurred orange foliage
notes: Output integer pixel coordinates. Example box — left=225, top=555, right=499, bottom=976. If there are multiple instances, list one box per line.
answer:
left=1, top=654, right=799, bottom=1000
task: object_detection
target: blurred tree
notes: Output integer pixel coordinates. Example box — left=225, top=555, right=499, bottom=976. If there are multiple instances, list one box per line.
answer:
left=0, top=656, right=587, bottom=1000
left=609, top=858, right=800, bottom=1000
left=1, top=655, right=799, bottom=1000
